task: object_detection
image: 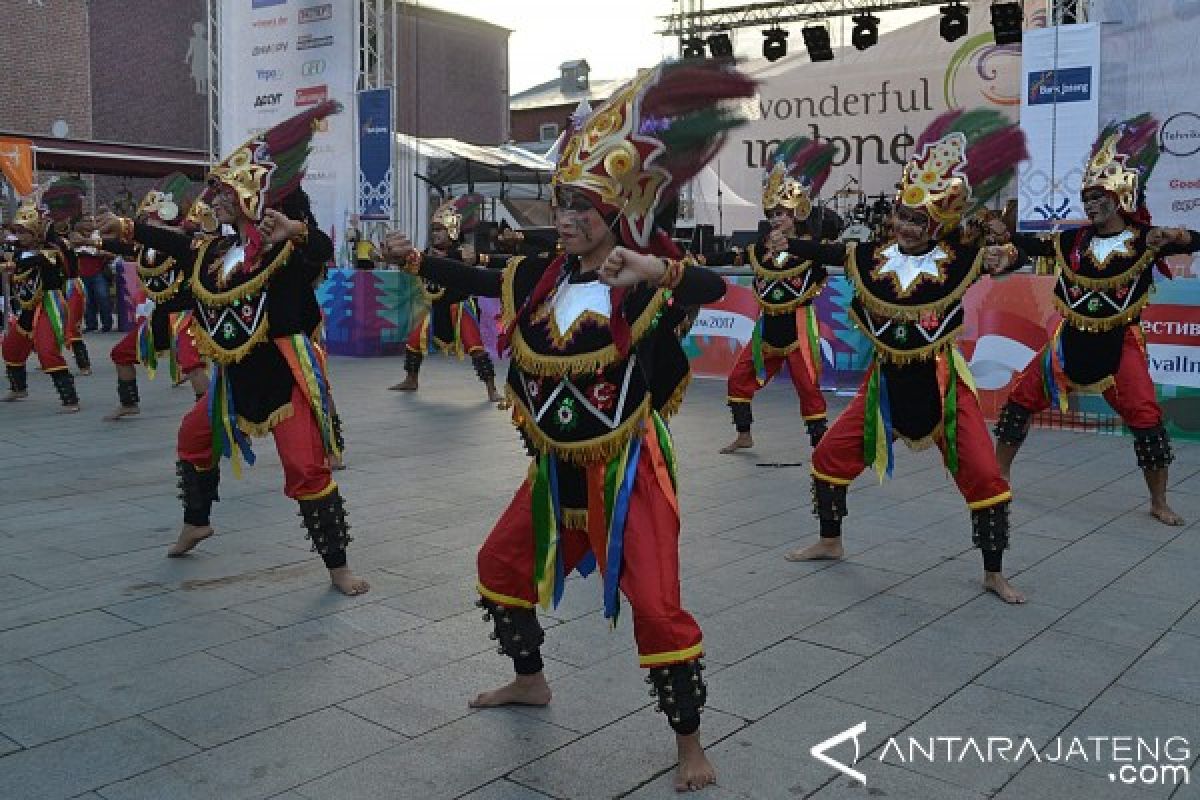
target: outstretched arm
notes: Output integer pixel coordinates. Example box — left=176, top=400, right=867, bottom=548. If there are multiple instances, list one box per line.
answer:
left=381, top=231, right=502, bottom=297
left=1148, top=227, right=1200, bottom=257
left=96, top=212, right=194, bottom=262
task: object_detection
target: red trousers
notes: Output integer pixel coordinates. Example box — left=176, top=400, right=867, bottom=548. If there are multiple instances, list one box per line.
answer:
left=726, top=340, right=826, bottom=421
left=477, top=433, right=703, bottom=668
left=1008, top=325, right=1161, bottom=429
left=110, top=314, right=203, bottom=374
left=812, top=371, right=1011, bottom=510
left=176, top=382, right=333, bottom=500
left=65, top=278, right=84, bottom=344
left=2, top=310, right=68, bottom=372
left=406, top=303, right=484, bottom=356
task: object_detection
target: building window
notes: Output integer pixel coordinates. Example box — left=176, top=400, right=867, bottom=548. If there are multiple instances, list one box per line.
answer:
left=539, top=123, right=559, bottom=142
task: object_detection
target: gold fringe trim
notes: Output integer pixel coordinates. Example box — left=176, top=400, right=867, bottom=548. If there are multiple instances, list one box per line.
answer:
left=136, top=251, right=176, bottom=279
left=237, top=401, right=294, bottom=437
left=1052, top=292, right=1151, bottom=333
left=143, top=271, right=184, bottom=304
left=190, top=240, right=292, bottom=308
left=191, top=311, right=272, bottom=365
left=848, top=243, right=982, bottom=321
left=508, top=285, right=670, bottom=377
left=561, top=508, right=589, bottom=530
left=758, top=285, right=824, bottom=315
left=1068, top=373, right=1117, bottom=394
left=749, top=245, right=816, bottom=281
left=897, top=425, right=942, bottom=452
left=761, top=339, right=802, bottom=358
left=507, top=388, right=652, bottom=466
left=850, top=306, right=963, bottom=365
left=1053, top=235, right=1158, bottom=290
left=659, top=373, right=691, bottom=420
left=499, top=255, right=528, bottom=328
left=423, top=284, right=446, bottom=302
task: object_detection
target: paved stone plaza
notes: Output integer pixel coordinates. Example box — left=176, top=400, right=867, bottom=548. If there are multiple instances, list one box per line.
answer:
left=1, top=340, right=1198, bottom=800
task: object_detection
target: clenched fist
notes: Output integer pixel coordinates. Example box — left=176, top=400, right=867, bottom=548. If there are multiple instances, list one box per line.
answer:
left=598, top=246, right=665, bottom=288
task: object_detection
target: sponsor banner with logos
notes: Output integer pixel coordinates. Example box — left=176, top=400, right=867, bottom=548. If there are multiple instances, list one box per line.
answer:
left=1017, top=24, right=1101, bottom=232
left=357, top=87, right=393, bottom=220
left=701, top=4, right=1029, bottom=234
left=1094, top=0, right=1200, bottom=228
left=220, top=0, right=356, bottom=250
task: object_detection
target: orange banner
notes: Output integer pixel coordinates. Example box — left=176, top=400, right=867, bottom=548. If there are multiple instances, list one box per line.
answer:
left=0, top=137, right=34, bottom=196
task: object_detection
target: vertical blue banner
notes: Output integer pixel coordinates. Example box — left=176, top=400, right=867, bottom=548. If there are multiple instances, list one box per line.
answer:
left=357, top=87, right=393, bottom=220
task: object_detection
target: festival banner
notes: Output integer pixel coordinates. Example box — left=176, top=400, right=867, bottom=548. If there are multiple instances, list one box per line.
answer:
left=218, top=0, right=357, bottom=250
left=1093, top=0, right=1200, bottom=229
left=1016, top=23, right=1101, bottom=231
left=357, top=87, right=393, bottom=221
left=0, top=137, right=34, bottom=197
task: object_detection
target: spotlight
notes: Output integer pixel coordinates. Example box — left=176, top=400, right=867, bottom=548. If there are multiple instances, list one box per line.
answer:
left=802, top=25, right=834, bottom=62
left=706, top=32, right=734, bottom=58
left=681, top=35, right=705, bottom=59
left=940, top=1, right=969, bottom=42
left=851, top=13, right=880, bottom=51
left=990, top=1, right=1024, bottom=45
left=762, top=26, right=789, bottom=62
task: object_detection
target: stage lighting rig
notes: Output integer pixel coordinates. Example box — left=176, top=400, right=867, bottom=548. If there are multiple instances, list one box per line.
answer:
left=762, top=26, right=789, bottom=62
left=802, top=25, right=834, bottom=62
left=940, top=1, right=969, bottom=42
left=990, top=1, right=1024, bottom=45
left=707, top=32, right=734, bottom=58
left=681, top=35, right=705, bottom=59
left=851, top=12, right=880, bottom=51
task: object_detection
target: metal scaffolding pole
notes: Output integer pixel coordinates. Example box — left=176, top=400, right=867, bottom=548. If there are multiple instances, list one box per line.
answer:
left=205, top=0, right=220, bottom=165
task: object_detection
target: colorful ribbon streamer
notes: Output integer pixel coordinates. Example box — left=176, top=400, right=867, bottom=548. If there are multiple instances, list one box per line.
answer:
left=863, top=360, right=895, bottom=483
left=1041, top=323, right=1069, bottom=413
left=751, top=316, right=767, bottom=385
left=206, top=365, right=256, bottom=478
left=41, top=290, right=67, bottom=350
left=278, top=335, right=341, bottom=459
left=136, top=318, right=158, bottom=379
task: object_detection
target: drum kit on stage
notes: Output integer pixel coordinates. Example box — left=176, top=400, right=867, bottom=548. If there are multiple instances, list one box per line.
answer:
left=829, top=186, right=893, bottom=242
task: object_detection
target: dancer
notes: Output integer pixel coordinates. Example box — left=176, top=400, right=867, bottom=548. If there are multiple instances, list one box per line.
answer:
left=43, top=178, right=92, bottom=375
left=781, top=109, right=1029, bottom=604
left=103, top=175, right=210, bottom=420
left=994, top=115, right=1200, bottom=525
left=98, top=102, right=367, bottom=595
left=382, top=59, right=754, bottom=792
left=706, top=137, right=837, bottom=454
left=2, top=199, right=80, bottom=410
left=389, top=197, right=504, bottom=404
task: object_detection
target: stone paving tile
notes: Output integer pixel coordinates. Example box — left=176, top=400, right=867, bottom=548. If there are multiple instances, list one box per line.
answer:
left=2, top=355, right=1199, bottom=800
left=0, top=718, right=196, bottom=800
left=144, top=652, right=403, bottom=748
left=98, top=708, right=403, bottom=800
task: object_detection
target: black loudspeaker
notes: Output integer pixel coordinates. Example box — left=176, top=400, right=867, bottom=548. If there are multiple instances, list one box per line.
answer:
left=690, top=224, right=715, bottom=254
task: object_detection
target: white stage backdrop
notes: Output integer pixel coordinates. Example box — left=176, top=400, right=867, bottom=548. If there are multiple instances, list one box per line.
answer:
left=219, top=0, right=356, bottom=247
left=1016, top=24, right=1101, bottom=232
left=701, top=4, right=1030, bottom=234
left=1094, top=0, right=1200, bottom=228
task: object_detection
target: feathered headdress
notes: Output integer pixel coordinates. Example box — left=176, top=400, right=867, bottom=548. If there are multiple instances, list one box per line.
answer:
left=42, top=176, right=87, bottom=226
left=899, top=108, right=1028, bottom=235
left=137, top=173, right=199, bottom=226
left=10, top=197, right=45, bottom=237
left=761, top=137, right=837, bottom=220
left=551, top=59, right=756, bottom=252
left=207, top=100, right=341, bottom=222
left=1083, top=114, right=1158, bottom=214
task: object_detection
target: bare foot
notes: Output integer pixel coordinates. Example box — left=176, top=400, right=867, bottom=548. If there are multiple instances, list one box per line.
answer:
left=719, top=432, right=753, bottom=454
left=675, top=733, right=717, bottom=792
left=2, top=390, right=28, bottom=402
left=78, top=367, right=92, bottom=376
left=167, top=524, right=213, bottom=557
left=984, top=572, right=1026, bottom=604
left=496, top=399, right=511, bottom=411
left=785, top=537, right=844, bottom=562
left=469, top=673, right=552, bottom=708
left=1151, top=504, right=1185, bottom=526
left=329, top=566, right=370, bottom=595
left=104, top=404, right=140, bottom=421
left=486, top=388, right=505, bottom=404
left=389, top=376, right=418, bottom=391
left=329, top=453, right=346, bottom=471
left=59, top=404, right=81, bottom=414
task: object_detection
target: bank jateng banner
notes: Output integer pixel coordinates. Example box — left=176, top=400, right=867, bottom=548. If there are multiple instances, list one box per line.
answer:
left=357, top=87, right=393, bottom=221
left=1017, top=24, right=1101, bottom=231
left=219, top=0, right=356, bottom=253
